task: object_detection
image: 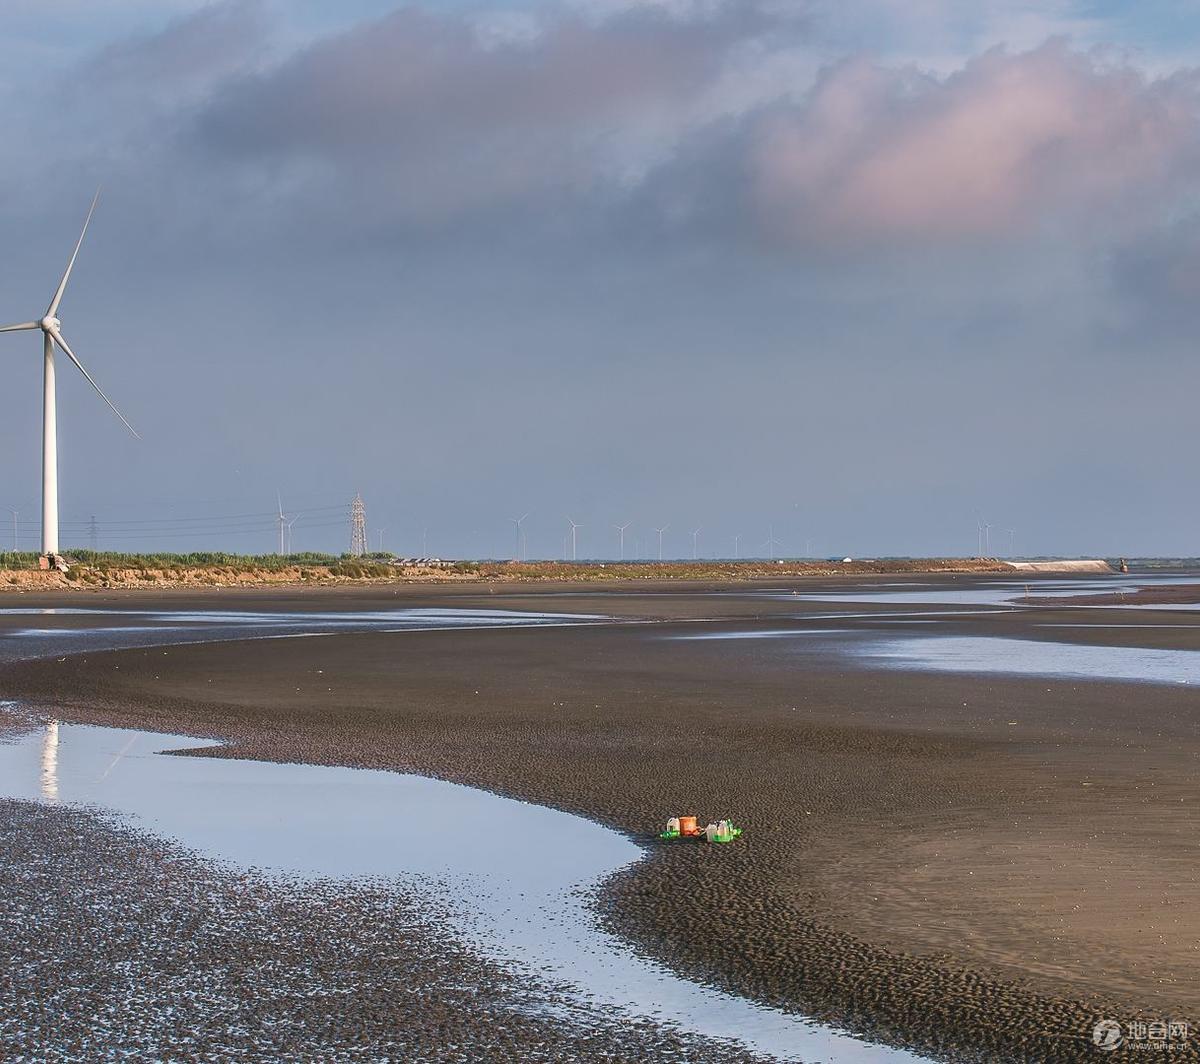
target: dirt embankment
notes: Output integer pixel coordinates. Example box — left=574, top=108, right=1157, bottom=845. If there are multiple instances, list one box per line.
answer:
left=0, top=563, right=472, bottom=592
left=0, top=555, right=1085, bottom=593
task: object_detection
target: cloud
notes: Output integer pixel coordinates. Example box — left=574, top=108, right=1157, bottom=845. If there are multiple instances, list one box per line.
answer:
left=193, top=5, right=759, bottom=223
left=749, top=41, right=1200, bottom=242
left=12, top=0, right=1192, bottom=260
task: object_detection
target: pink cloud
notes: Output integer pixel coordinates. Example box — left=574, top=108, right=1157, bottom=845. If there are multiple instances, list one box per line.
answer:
left=752, top=42, right=1200, bottom=240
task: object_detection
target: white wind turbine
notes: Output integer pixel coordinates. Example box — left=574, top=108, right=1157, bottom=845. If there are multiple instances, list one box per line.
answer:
left=654, top=525, right=669, bottom=561
left=0, top=192, right=138, bottom=558
left=285, top=514, right=301, bottom=555
left=512, top=512, right=529, bottom=561
left=566, top=517, right=581, bottom=561
left=276, top=491, right=288, bottom=555
left=691, top=526, right=702, bottom=560
left=615, top=522, right=630, bottom=561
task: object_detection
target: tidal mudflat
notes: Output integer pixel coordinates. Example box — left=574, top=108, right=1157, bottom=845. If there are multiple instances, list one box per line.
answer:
left=2, top=573, right=1199, bottom=1061
left=0, top=719, right=914, bottom=1063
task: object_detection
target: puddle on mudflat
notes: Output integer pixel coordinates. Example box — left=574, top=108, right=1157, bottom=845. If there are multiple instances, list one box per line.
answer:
left=0, top=722, right=920, bottom=1063
left=676, top=629, right=857, bottom=641
left=860, top=636, right=1200, bottom=685
left=0, top=608, right=611, bottom=666
left=767, top=575, right=1200, bottom=610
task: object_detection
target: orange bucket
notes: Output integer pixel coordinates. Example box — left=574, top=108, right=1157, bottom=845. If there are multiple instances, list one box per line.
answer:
left=678, top=815, right=700, bottom=837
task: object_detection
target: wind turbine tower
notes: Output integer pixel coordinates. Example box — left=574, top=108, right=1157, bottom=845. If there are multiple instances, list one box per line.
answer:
left=0, top=192, right=139, bottom=561
left=512, top=513, right=529, bottom=561
left=276, top=491, right=288, bottom=555
left=615, top=522, right=631, bottom=561
left=691, top=526, right=702, bottom=560
left=566, top=518, right=581, bottom=561
left=285, top=514, right=300, bottom=554
left=654, top=525, right=669, bottom=561
left=764, top=525, right=782, bottom=559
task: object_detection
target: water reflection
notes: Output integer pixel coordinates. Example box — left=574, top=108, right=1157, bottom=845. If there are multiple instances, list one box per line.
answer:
left=861, top=636, right=1200, bottom=685
left=0, top=722, right=920, bottom=1064
left=39, top=720, right=58, bottom=802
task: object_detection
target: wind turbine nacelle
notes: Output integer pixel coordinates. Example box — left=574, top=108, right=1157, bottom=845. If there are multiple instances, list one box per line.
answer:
left=40, top=316, right=60, bottom=332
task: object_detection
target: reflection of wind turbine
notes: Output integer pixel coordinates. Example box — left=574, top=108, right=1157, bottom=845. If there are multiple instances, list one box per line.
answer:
left=512, top=513, right=529, bottom=561
left=40, top=720, right=59, bottom=803
left=654, top=525, right=669, bottom=561
left=567, top=518, right=581, bottom=561
left=691, top=526, right=702, bottom=560
left=615, top=522, right=630, bottom=561
left=0, top=192, right=139, bottom=558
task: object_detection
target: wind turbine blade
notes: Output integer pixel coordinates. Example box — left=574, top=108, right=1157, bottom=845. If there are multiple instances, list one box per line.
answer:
left=49, top=329, right=140, bottom=439
left=0, top=321, right=39, bottom=333
left=47, top=189, right=100, bottom=317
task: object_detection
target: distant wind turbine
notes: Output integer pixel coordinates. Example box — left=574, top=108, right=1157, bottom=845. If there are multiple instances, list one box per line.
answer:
left=654, top=525, right=669, bottom=561
left=0, top=191, right=139, bottom=558
left=7, top=508, right=18, bottom=552
left=763, top=525, right=782, bottom=559
left=512, top=512, right=529, bottom=561
left=615, top=522, right=631, bottom=561
left=276, top=491, right=289, bottom=555
left=733, top=533, right=740, bottom=560
left=285, top=514, right=301, bottom=555
left=691, top=526, right=702, bottom=560
left=567, top=518, right=581, bottom=561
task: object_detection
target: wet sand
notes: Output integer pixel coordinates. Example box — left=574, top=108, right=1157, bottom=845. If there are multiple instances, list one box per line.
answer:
left=0, top=796, right=765, bottom=1063
left=3, top=575, right=1199, bottom=1061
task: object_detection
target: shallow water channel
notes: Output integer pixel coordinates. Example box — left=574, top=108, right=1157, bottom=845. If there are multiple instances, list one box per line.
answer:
left=0, top=606, right=923, bottom=1063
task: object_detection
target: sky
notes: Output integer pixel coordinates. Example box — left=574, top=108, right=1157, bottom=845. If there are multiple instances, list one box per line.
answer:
left=1, top=0, right=1199, bottom=560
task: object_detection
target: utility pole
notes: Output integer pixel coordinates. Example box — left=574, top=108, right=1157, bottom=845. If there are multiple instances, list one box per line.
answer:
left=378, top=528, right=386, bottom=553
left=8, top=509, right=18, bottom=551
left=350, top=494, right=368, bottom=557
